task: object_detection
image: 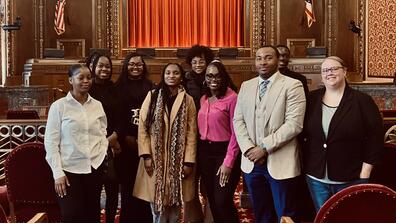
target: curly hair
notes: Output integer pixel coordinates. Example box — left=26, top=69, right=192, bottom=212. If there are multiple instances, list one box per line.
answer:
left=186, top=45, right=215, bottom=65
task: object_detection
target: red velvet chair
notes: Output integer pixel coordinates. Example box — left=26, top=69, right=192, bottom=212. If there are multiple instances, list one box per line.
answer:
left=314, top=184, right=396, bottom=223
left=5, top=142, right=61, bottom=223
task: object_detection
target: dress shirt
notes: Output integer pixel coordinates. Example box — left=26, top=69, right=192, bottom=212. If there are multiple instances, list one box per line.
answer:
left=256, top=74, right=274, bottom=104
left=198, top=88, right=240, bottom=168
left=45, top=92, right=108, bottom=180
left=255, top=73, right=277, bottom=150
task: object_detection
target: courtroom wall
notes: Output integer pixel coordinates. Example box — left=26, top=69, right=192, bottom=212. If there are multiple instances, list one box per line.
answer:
left=6, top=0, right=394, bottom=81
left=12, top=0, right=93, bottom=76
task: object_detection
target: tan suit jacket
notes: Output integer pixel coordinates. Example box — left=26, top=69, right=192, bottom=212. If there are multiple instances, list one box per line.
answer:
left=133, top=88, right=197, bottom=203
left=233, top=72, right=306, bottom=180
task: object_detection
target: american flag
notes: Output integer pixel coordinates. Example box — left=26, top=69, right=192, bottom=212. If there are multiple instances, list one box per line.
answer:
left=54, top=0, right=66, bottom=35
left=305, top=0, right=316, bottom=28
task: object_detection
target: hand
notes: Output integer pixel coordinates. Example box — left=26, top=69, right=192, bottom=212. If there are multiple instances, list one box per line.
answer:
left=55, top=176, right=70, bottom=198
left=125, top=135, right=137, bottom=148
left=217, top=164, right=232, bottom=187
left=245, top=146, right=268, bottom=163
left=359, top=162, right=373, bottom=179
left=144, top=157, right=154, bottom=177
left=111, top=141, right=121, bottom=156
left=108, top=131, right=118, bottom=147
left=182, top=165, right=193, bottom=179
left=256, top=157, right=266, bottom=166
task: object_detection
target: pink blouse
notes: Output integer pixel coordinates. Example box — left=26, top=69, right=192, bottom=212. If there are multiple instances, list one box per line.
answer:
left=197, top=88, right=240, bottom=168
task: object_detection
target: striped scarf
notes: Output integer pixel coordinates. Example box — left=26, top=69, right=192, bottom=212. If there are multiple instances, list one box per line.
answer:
left=151, top=88, right=187, bottom=214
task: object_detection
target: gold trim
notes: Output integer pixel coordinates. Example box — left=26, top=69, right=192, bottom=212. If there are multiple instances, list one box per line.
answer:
left=358, top=0, right=365, bottom=79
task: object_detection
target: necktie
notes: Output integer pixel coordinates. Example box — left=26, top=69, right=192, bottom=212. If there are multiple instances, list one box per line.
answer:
left=259, top=80, right=270, bottom=101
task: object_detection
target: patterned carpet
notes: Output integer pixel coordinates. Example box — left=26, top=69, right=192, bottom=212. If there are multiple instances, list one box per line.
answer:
left=100, top=178, right=255, bottom=223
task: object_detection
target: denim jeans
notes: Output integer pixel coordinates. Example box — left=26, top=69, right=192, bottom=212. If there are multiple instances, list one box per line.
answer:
left=150, top=203, right=181, bottom=223
left=305, top=176, right=369, bottom=212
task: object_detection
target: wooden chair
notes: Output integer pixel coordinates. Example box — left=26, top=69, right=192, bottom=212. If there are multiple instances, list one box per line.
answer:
left=280, top=216, right=294, bottom=223
left=27, top=213, right=48, bottom=223
left=5, top=142, right=61, bottom=223
left=384, top=125, right=396, bottom=144
left=314, top=184, right=396, bottom=223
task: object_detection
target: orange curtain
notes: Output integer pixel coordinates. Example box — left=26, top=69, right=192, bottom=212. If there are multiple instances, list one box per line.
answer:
left=128, top=0, right=244, bottom=47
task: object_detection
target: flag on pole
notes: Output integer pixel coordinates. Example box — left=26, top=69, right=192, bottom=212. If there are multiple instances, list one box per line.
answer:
left=305, top=0, right=316, bottom=28
left=54, top=0, right=66, bottom=35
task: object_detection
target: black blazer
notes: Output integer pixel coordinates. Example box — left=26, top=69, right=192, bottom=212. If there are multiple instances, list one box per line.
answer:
left=303, top=84, right=383, bottom=182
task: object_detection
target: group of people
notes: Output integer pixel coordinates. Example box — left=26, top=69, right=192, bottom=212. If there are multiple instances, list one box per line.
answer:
left=44, top=44, right=384, bottom=223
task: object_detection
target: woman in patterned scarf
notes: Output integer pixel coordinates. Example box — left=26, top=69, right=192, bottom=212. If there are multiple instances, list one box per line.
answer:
left=133, top=63, right=198, bottom=223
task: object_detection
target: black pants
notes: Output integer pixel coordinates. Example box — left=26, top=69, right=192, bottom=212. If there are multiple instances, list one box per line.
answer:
left=57, top=165, right=104, bottom=223
left=198, top=140, right=241, bottom=223
left=119, top=182, right=152, bottom=223
left=117, top=146, right=152, bottom=223
left=104, top=178, right=119, bottom=223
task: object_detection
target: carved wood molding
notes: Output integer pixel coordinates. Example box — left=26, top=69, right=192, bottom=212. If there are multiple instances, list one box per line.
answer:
left=7, top=0, right=13, bottom=76
left=251, top=0, right=265, bottom=55
left=358, top=0, right=365, bottom=77
left=106, top=0, right=120, bottom=57
left=92, top=0, right=104, bottom=48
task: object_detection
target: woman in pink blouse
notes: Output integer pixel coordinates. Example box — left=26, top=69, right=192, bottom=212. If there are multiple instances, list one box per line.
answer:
left=197, top=61, right=241, bottom=223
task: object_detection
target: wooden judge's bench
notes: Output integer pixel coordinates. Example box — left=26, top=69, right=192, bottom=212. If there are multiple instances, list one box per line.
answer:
left=19, top=57, right=325, bottom=95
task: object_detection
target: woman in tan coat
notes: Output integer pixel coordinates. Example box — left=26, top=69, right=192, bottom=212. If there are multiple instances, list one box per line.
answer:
left=134, top=63, right=197, bottom=223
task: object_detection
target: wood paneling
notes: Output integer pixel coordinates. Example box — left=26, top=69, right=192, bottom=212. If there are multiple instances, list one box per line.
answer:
left=336, top=0, right=359, bottom=72
left=44, top=0, right=92, bottom=54
left=12, top=0, right=93, bottom=76
left=278, top=0, right=325, bottom=47
left=8, top=0, right=366, bottom=83
left=13, top=0, right=35, bottom=76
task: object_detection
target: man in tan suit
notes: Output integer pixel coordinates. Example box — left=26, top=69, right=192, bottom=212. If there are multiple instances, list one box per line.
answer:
left=233, top=45, right=306, bottom=223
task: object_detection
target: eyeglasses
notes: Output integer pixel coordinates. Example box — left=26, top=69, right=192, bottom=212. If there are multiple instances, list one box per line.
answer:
left=321, top=66, right=344, bottom=74
left=128, top=63, right=144, bottom=68
left=205, top=74, right=222, bottom=80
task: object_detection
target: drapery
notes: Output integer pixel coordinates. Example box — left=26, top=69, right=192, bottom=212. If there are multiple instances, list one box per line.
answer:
left=128, top=0, right=244, bottom=47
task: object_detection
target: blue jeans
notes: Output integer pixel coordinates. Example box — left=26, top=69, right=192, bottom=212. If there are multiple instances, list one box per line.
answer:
left=150, top=203, right=181, bottom=223
left=305, top=176, right=369, bottom=212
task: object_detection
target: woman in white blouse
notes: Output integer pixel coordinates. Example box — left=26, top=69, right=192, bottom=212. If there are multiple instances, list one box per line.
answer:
left=44, top=64, right=117, bottom=223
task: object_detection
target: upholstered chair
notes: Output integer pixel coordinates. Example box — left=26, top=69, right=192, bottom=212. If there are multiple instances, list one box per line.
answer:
left=5, top=142, right=61, bottom=223
left=314, top=184, right=396, bottom=223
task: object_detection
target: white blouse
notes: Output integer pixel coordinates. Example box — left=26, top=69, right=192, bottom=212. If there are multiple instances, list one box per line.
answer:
left=44, top=92, right=108, bottom=180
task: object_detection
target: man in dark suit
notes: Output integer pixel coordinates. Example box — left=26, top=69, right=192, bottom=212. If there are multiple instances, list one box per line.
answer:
left=276, top=45, right=309, bottom=97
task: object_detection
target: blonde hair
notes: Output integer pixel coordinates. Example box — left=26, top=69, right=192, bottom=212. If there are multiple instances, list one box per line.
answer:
left=324, top=56, right=347, bottom=69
